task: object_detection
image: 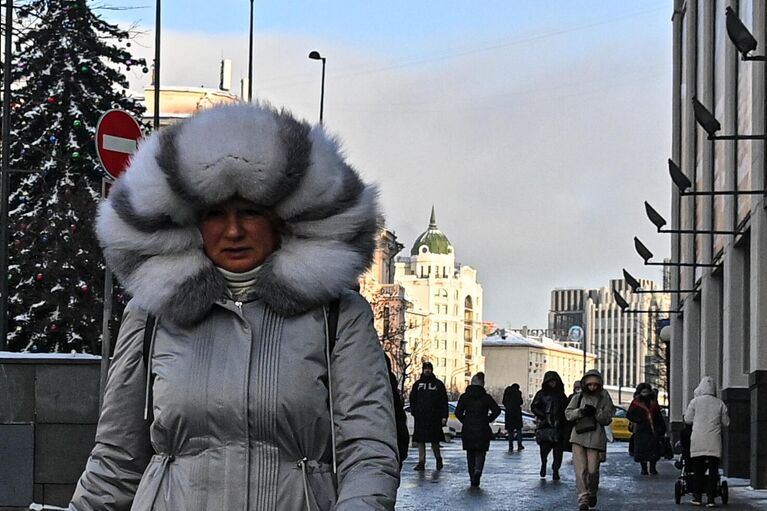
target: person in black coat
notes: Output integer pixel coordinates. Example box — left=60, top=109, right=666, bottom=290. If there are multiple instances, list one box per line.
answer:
left=531, top=370, right=569, bottom=480
left=409, top=361, right=448, bottom=470
left=627, top=382, right=666, bottom=475
left=385, top=355, right=410, bottom=470
left=455, top=372, right=501, bottom=487
left=502, top=383, right=525, bottom=452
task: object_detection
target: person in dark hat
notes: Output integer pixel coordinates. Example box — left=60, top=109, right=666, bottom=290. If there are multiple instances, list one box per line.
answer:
left=409, top=361, right=449, bottom=470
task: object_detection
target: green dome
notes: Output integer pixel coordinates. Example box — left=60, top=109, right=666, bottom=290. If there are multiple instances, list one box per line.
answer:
left=410, top=207, right=453, bottom=255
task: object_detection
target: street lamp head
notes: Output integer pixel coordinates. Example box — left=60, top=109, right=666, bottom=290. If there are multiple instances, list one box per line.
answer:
left=692, top=96, right=721, bottom=138
left=622, top=268, right=642, bottom=293
left=726, top=6, right=758, bottom=58
left=612, top=289, right=630, bottom=311
left=668, top=158, right=692, bottom=193
left=634, top=236, right=654, bottom=263
left=308, top=50, right=323, bottom=60
left=644, top=201, right=667, bottom=230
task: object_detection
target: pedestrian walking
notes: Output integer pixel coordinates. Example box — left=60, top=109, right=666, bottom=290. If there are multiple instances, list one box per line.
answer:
left=502, top=383, right=525, bottom=452
left=627, top=382, right=666, bottom=475
left=69, top=103, right=400, bottom=510
left=684, top=376, right=730, bottom=507
left=531, top=371, right=569, bottom=480
left=409, top=361, right=449, bottom=471
left=455, top=372, right=501, bottom=487
left=565, top=369, right=614, bottom=511
left=563, top=380, right=582, bottom=454
left=386, top=355, right=410, bottom=470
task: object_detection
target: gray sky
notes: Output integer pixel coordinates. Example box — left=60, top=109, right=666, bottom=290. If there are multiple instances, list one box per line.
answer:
left=108, top=3, right=673, bottom=328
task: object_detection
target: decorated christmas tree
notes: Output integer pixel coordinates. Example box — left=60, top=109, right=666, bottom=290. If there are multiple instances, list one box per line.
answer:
left=6, top=0, right=147, bottom=352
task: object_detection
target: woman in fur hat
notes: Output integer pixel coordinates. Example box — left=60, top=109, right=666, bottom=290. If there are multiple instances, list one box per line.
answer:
left=454, top=372, right=501, bottom=487
left=69, top=104, right=399, bottom=510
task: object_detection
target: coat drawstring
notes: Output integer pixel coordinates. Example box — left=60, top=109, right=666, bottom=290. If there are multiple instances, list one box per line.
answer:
left=297, top=457, right=312, bottom=511
left=143, top=317, right=159, bottom=422
left=323, top=306, right=338, bottom=475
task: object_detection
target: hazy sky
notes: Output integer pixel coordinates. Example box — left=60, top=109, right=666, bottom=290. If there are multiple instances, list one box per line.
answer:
left=99, top=1, right=673, bottom=328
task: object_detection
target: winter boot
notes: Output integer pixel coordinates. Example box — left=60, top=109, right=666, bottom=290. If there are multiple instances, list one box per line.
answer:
left=539, top=463, right=546, bottom=478
left=552, top=469, right=560, bottom=481
left=588, top=494, right=597, bottom=508
left=436, top=457, right=443, bottom=470
left=649, top=462, right=658, bottom=475
left=517, top=443, right=524, bottom=451
left=413, top=463, right=425, bottom=471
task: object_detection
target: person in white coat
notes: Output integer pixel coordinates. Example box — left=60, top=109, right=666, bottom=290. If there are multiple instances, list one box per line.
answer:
left=683, top=376, right=730, bottom=508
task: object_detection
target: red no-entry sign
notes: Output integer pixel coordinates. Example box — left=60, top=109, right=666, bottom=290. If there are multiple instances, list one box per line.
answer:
left=95, top=110, right=143, bottom=180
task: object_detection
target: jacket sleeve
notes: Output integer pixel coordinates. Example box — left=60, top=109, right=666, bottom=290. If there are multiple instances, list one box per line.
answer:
left=488, top=396, right=501, bottom=423
left=331, top=292, right=400, bottom=511
left=564, top=393, right=582, bottom=422
left=626, top=402, right=642, bottom=423
left=454, top=396, right=466, bottom=423
left=439, top=381, right=449, bottom=420
left=408, top=382, right=417, bottom=410
left=683, top=399, right=696, bottom=425
left=531, top=391, right=546, bottom=420
left=69, top=302, right=153, bottom=510
left=502, top=388, right=511, bottom=408
left=596, top=393, right=614, bottom=426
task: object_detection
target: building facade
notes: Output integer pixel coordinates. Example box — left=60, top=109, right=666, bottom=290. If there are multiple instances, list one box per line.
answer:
left=482, top=329, right=596, bottom=404
left=669, top=0, right=767, bottom=485
left=585, top=279, right=671, bottom=394
left=548, top=288, right=590, bottom=343
left=358, top=229, right=409, bottom=390
left=394, top=208, right=484, bottom=393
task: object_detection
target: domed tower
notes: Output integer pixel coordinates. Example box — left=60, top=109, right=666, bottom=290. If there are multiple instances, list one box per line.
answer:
left=409, top=206, right=455, bottom=279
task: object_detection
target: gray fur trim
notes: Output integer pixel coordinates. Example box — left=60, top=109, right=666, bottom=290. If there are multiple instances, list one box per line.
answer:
left=102, top=247, right=145, bottom=284
left=155, top=125, right=208, bottom=208
left=270, top=109, right=312, bottom=206
left=287, top=163, right=364, bottom=223
left=110, top=181, right=178, bottom=233
left=159, top=266, right=227, bottom=325
left=98, top=103, right=379, bottom=324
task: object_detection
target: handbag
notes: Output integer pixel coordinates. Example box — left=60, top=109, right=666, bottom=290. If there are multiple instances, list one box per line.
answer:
left=661, top=436, right=674, bottom=460
left=535, top=426, right=558, bottom=445
left=573, top=393, right=597, bottom=434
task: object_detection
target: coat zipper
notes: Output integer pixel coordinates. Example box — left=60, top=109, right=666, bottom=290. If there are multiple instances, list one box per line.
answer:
left=242, top=300, right=253, bottom=510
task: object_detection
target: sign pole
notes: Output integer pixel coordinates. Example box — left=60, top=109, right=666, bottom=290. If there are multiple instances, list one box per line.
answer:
left=95, top=111, right=142, bottom=403
left=99, top=264, right=113, bottom=406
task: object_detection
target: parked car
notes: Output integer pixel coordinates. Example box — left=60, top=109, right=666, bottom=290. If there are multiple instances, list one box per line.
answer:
left=611, top=405, right=631, bottom=441
left=403, top=403, right=456, bottom=441
left=497, top=406, right=537, bottom=438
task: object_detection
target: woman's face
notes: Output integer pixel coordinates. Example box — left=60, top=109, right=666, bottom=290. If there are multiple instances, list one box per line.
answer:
left=199, top=198, right=279, bottom=273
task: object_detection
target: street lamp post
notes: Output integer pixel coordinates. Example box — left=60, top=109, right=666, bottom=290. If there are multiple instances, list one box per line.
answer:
left=248, top=0, right=254, bottom=102
left=0, top=0, right=13, bottom=350
left=308, top=51, right=326, bottom=124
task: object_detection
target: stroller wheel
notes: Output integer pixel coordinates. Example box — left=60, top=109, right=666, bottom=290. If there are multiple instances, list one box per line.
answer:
left=720, top=480, right=728, bottom=505
left=675, top=479, right=683, bottom=504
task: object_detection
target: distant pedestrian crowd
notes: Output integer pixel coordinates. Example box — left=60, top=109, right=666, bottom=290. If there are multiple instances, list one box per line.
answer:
left=405, top=362, right=729, bottom=510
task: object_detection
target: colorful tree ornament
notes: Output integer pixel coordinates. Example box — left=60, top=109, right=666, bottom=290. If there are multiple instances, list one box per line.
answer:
left=47, top=96, right=56, bottom=104
left=49, top=323, right=59, bottom=333
left=73, top=120, right=82, bottom=128
left=71, top=151, right=80, bottom=160
left=80, top=284, right=89, bottom=293
left=35, top=273, right=44, bottom=282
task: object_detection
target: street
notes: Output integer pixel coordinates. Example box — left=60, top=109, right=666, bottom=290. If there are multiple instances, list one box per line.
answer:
left=396, top=440, right=767, bottom=510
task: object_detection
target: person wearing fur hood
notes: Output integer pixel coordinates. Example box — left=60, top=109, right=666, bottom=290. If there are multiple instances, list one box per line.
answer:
left=684, top=376, right=730, bottom=507
left=565, top=369, right=614, bottom=511
left=69, top=104, right=400, bottom=510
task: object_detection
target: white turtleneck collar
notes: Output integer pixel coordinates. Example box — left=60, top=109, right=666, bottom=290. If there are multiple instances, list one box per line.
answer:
left=217, top=266, right=261, bottom=299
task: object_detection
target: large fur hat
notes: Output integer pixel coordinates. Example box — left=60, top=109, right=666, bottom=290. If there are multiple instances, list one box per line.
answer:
left=97, top=103, right=380, bottom=325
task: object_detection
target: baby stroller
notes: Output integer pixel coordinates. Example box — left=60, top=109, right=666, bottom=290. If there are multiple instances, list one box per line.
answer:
left=674, top=425, right=728, bottom=505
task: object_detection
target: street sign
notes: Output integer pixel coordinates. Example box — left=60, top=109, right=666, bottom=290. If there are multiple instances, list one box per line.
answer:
left=95, top=109, right=142, bottom=180
left=568, top=325, right=584, bottom=343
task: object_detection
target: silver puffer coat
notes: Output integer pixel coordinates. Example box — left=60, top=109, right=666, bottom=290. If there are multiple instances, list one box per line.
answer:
left=70, top=292, right=398, bottom=510
left=69, top=104, right=400, bottom=509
